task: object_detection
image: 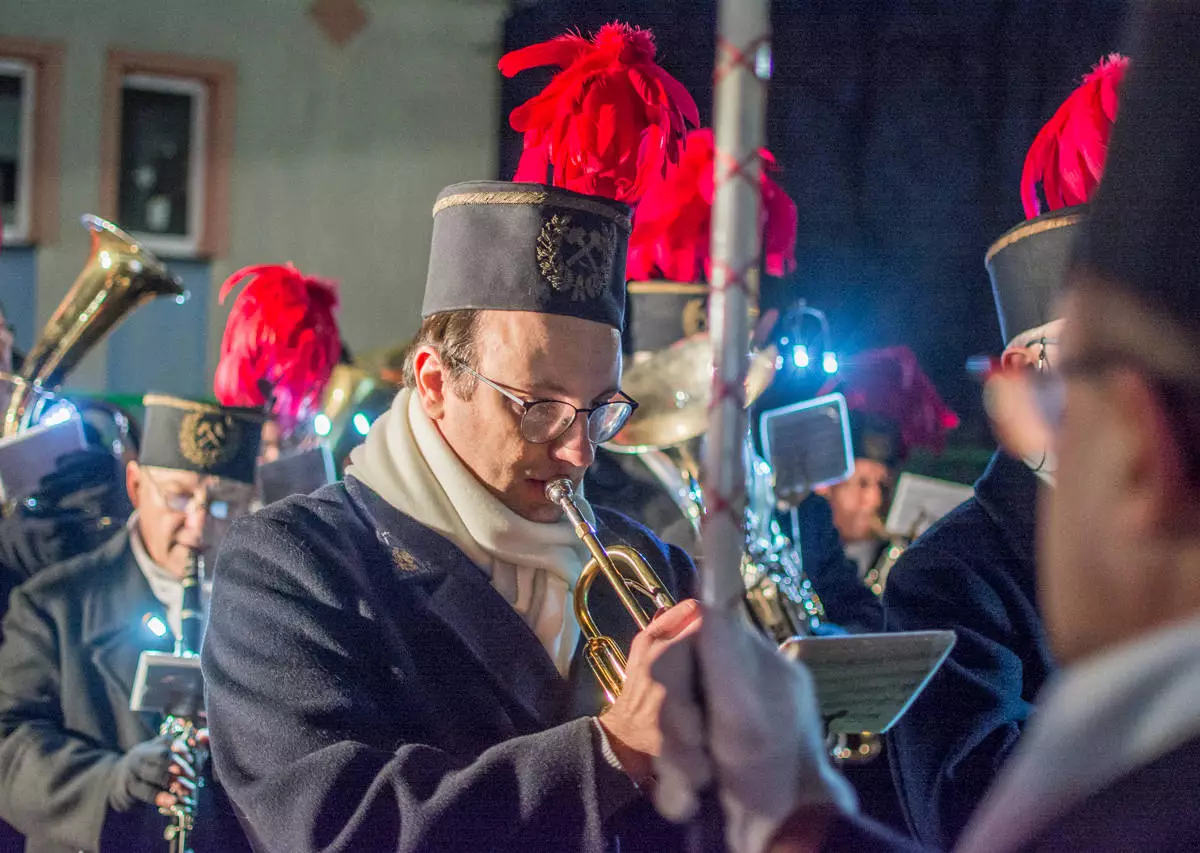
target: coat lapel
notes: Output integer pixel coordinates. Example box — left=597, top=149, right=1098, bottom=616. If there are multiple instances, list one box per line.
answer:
left=346, top=478, right=573, bottom=729
left=83, top=533, right=173, bottom=739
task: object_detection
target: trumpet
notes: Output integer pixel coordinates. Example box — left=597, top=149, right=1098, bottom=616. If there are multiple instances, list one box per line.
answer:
left=545, top=478, right=675, bottom=702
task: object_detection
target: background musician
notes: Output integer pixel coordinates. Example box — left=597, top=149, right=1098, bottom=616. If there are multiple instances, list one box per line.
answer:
left=651, top=4, right=1200, bottom=848
left=0, top=395, right=259, bottom=853
left=881, top=50, right=1129, bottom=848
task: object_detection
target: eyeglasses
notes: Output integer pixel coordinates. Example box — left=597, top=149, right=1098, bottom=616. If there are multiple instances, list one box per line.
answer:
left=451, top=361, right=638, bottom=445
left=142, top=470, right=244, bottom=520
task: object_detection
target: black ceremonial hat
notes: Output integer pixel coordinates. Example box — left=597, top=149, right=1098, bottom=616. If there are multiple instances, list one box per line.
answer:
left=850, top=410, right=904, bottom=469
left=140, top=394, right=264, bottom=484
left=985, top=206, right=1083, bottom=346
left=625, top=280, right=709, bottom=355
left=422, top=181, right=631, bottom=330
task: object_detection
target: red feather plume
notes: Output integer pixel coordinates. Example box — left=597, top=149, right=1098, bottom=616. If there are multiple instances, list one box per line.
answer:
left=214, top=263, right=341, bottom=435
left=499, top=22, right=700, bottom=204
left=626, top=128, right=797, bottom=282
left=819, top=346, right=959, bottom=456
left=1020, top=54, right=1129, bottom=218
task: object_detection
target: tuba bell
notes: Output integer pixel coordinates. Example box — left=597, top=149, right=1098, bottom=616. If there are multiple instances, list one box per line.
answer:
left=2, top=215, right=184, bottom=437
left=545, top=478, right=676, bottom=702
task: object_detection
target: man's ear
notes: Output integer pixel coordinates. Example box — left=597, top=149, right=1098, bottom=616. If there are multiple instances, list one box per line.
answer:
left=412, top=347, right=447, bottom=419
left=1108, top=370, right=1194, bottom=536
left=1001, top=345, right=1037, bottom=372
left=126, top=460, right=142, bottom=510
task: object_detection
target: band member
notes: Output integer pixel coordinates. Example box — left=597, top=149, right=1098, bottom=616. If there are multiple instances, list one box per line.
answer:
left=652, top=4, right=1200, bottom=850
left=787, top=349, right=957, bottom=633
left=882, top=51, right=1128, bottom=849
left=0, top=395, right=261, bottom=853
left=202, top=21, right=700, bottom=853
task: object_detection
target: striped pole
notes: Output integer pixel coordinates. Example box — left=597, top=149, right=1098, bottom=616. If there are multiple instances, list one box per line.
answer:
left=702, top=0, right=771, bottom=610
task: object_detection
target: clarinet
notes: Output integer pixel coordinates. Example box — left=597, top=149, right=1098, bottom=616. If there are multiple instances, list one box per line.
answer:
left=159, top=548, right=208, bottom=853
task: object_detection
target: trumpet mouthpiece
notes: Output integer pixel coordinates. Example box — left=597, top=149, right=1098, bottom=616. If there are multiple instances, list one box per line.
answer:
left=545, top=477, right=574, bottom=505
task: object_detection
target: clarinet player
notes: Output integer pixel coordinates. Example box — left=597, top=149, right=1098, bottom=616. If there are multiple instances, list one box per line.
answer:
left=0, top=395, right=259, bottom=853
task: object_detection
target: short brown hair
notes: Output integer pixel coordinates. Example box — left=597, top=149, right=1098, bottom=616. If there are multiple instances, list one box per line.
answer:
left=400, top=309, right=481, bottom=397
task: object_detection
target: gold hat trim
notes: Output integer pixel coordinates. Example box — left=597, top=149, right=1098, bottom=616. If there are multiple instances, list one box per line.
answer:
left=433, top=189, right=632, bottom=233
left=627, top=281, right=709, bottom=295
left=985, top=211, right=1084, bottom=266
left=142, top=393, right=266, bottom=422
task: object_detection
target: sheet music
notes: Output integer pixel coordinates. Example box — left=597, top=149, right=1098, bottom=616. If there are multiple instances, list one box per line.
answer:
left=0, top=416, right=88, bottom=503
left=783, top=630, right=956, bottom=734
left=885, top=473, right=974, bottom=538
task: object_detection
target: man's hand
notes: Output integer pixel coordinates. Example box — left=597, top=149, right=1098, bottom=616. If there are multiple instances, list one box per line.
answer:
left=107, top=732, right=198, bottom=812
left=650, top=606, right=858, bottom=853
left=596, top=599, right=703, bottom=782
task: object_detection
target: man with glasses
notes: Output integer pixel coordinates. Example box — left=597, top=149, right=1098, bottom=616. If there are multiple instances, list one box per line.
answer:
left=0, top=394, right=260, bottom=853
left=202, top=181, right=698, bottom=852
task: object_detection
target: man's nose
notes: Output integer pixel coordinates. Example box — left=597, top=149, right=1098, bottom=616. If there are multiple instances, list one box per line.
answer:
left=551, top=415, right=596, bottom=468
left=181, top=502, right=210, bottom=533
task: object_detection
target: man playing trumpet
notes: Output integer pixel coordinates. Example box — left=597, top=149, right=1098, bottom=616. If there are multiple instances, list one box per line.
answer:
left=202, top=21, right=702, bottom=852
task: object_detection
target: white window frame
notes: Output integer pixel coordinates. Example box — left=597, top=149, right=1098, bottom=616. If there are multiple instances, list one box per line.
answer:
left=117, top=73, right=208, bottom=258
left=0, top=58, right=36, bottom=246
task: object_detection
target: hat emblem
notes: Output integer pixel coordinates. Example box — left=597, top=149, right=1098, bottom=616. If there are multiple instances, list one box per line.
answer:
left=179, top=411, right=242, bottom=468
left=536, top=214, right=618, bottom=302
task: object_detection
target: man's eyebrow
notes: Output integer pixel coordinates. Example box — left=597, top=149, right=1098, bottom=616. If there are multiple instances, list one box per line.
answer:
left=524, top=380, right=621, bottom=403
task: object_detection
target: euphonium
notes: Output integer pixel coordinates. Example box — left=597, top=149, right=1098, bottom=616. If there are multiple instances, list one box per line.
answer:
left=2, top=215, right=184, bottom=437
left=546, top=478, right=675, bottom=702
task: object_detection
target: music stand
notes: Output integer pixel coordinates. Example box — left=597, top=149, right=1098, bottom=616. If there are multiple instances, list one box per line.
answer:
left=759, top=393, right=854, bottom=504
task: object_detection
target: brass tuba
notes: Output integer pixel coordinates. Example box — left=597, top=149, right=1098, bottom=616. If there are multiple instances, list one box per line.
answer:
left=546, top=478, right=676, bottom=702
left=2, top=215, right=184, bottom=437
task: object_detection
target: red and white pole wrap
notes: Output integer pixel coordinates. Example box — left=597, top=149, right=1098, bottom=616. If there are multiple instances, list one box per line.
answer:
left=701, top=0, right=771, bottom=609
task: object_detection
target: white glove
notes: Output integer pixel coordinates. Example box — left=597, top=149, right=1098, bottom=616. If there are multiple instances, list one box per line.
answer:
left=651, top=606, right=858, bottom=853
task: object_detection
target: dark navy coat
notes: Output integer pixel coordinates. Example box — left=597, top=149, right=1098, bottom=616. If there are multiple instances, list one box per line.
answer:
left=883, top=451, right=1056, bottom=849
left=202, top=477, right=697, bottom=853
left=786, top=494, right=884, bottom=634
left=0, top=531, right=250, bottom=853
left=820, top=735, right=1200, bottom=852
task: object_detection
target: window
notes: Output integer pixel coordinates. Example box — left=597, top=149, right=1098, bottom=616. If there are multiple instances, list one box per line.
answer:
left=101, top=50, right=235, bottom=258
left=116, top=74, right=207, bottom=257
left=0, top=60, right=35, bottom=244
left=0, top=37, right=64, bottom=246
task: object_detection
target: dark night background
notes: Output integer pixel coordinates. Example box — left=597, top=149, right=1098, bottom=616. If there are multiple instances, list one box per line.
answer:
left=499, top=0, right=1131, bottom=472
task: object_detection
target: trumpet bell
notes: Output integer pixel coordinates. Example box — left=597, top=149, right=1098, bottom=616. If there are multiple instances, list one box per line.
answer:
left=548, top=477, right=676, bottom=703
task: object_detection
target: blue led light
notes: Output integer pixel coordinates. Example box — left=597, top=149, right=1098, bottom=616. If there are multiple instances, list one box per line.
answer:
left=352, top=413, right=371, bottom=436
left=145, top=616, right=168, bottom=638
left=792, top=346, right=811, bottom=369
left=822, top=351, right=839, bottom=374
left=313, top=414, right=332, bottom=437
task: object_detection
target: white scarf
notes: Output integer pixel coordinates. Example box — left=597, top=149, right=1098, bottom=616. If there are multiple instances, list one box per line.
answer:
left=957, top=614, right=1200, bottom=853
left=345, top=388, right=592, bottom=675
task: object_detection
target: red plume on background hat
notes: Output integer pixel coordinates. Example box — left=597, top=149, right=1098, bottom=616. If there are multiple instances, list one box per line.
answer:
left=626, top=128, right=798, bottom=282
left=987, top=53, right=1128, bottom=345
left=499, top=22, right=700, bottom=205
left=214, top=263, right=341, bottom=435
left=1020, top=54, right=1128, bottom=218
left=819, top=346, right=958, bottom=459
